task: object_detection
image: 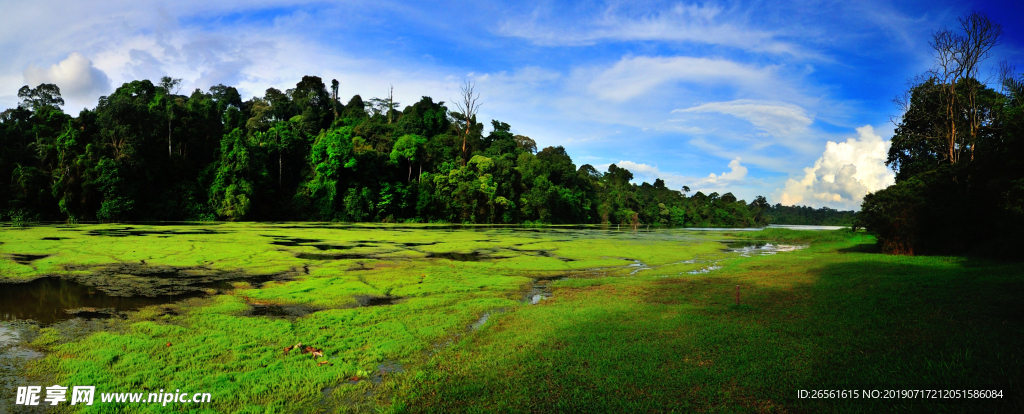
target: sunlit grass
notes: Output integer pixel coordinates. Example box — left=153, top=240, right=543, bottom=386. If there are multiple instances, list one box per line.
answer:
left=2, top=224, right=1020, bottom=413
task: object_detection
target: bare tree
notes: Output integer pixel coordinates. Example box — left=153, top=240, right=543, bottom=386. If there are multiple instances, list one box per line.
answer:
left=927, top=12, right=1002, bottom=163
left=452, top=80, right=480, bottom=164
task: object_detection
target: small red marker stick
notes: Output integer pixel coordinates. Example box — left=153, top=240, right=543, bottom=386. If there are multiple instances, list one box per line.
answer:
left=735, top=285, right=740, bottom=306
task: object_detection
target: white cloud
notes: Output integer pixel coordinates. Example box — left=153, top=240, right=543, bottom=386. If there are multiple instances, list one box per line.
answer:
left=615, top=157, right=751, bottom=196
left=498, top=3, right=805, bottom=56
left=588, top=56, right=778, bottom=102
left=777, top=125, right=895, bottom=209
left=23, top=52, right=111, bottom=107
left=674, top=99, right=813, bottom=138
left=700, top=157, right=748, bottom=184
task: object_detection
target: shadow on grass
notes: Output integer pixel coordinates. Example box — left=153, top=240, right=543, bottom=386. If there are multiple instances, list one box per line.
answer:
left=397, top=251, right=1024, bottom=413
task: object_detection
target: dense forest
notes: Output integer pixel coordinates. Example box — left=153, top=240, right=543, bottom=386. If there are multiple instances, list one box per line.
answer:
left=855, top=13, right=1024, bottom=256
left=1, top=77, right=786, bottom=227
left=763, top=204, right=856, bottom=226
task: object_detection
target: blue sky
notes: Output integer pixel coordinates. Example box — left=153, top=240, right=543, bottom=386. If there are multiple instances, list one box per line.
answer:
left=2, top=0, right=1022, bottom=209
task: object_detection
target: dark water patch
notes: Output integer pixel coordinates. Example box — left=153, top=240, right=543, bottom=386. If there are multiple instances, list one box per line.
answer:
left=8, top=254, right=49, bottom=265
left=297, top=252, right=377, bottom=260
left=0, top=278, right=205, bottom=325
left=245, top=304, right=316, bottom=318
left=311, top=243, right=376, bottom=251
left=59, top=263, right=291, bottom=296
left=427, top=251, right=501, bottom=261
left=400, top=242, right=439, bottom=247
left=41, top=237, right=67, bottom=241
left=84, top=227, right=223, bottom=237
left=64, top=307, right=120, bottom=320
left=354, top=295, right=401, bottom=307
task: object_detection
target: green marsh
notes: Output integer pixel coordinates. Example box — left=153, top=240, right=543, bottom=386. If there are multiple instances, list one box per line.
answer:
left=1, top=224, right=1021, bottom=413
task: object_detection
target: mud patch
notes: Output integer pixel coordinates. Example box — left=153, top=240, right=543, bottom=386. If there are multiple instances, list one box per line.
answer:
left=371, top=361, right=404, bottom=384
left=354, top=295, right=402, bottom=307
left=346, top=262, right=374, bottom=272
left=245, top=304, right=317, bottom=318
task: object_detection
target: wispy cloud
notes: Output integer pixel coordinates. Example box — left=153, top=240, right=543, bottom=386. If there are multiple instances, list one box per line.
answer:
left=587, top=56, right=780, bottom=102
left=497, top=2, right=809, bottom=57
left=674, top=100, right=812, bottom=138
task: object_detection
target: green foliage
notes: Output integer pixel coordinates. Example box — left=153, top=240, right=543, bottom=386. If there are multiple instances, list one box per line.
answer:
left=1, top=75, right=774, bottom=226
left=210, top=129, right=267, bottom=221
left=859, top=77, right=1024, bottom=256
left=763, top=203, right=856, bottom=226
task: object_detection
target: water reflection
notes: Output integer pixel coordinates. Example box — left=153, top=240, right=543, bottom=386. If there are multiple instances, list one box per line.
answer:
left=0, top=278, right=202, bottom=324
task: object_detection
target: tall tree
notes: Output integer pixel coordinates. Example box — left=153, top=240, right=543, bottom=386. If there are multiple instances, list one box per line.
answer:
left=922, top=11, right=1002, bottom=163
left=159, top=76, right=182, bottom=157
left=452, top=80, right=480, bottom=164
left=17, top=84, right=65, bottom=111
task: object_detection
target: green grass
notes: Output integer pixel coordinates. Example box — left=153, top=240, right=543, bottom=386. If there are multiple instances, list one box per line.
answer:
left=1, top=224, right=1020, bottom=413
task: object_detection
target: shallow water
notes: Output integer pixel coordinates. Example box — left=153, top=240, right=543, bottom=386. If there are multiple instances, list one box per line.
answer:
left=0, top=278, right=206, bottom=324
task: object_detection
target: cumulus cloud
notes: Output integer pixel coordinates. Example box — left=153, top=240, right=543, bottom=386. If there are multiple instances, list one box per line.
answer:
left=615, top=157, right=750, bottom=195
left=23, top=52, right=111, bottom=105
left=778, top=125, right=895, bottom=209
left=699, top=157, right=748, bottom=184
left=674, top=100, right=813, bottom=138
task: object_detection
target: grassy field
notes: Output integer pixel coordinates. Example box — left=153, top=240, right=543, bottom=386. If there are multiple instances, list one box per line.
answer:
left=1, top=224, right=1021, bottom=413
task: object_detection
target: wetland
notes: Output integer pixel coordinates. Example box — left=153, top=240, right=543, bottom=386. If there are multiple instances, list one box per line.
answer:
left=1, top=224, right=1021, bottom=413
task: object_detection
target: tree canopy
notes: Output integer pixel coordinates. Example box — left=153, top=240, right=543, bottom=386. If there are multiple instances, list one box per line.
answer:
left=856, top=12, right=1023, bottom=257
left=2, top=78, right=784, bottom=227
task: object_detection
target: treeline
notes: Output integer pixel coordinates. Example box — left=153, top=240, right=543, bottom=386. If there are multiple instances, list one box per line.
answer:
left=856, top=12, right=1024, bottom=256
left=1, top=76, right=774, bottom=226
left=763, top=204, right=856, bottom=226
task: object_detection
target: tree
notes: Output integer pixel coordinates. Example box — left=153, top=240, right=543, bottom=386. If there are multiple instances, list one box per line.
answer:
left=367, top=85, right=400, bottom=124
left=513, top=134, right=537, bottom=154
left=391, top=134, right=427, bottom=182
left=920, top=11, right=1002, bottom=164
left=331, top=79, right=340, bottom=120
left=159, top=76, right=182, bottom=156
left=17, top=84, right=65, bottom=111
left=452, top=80, right=480, bottom=164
